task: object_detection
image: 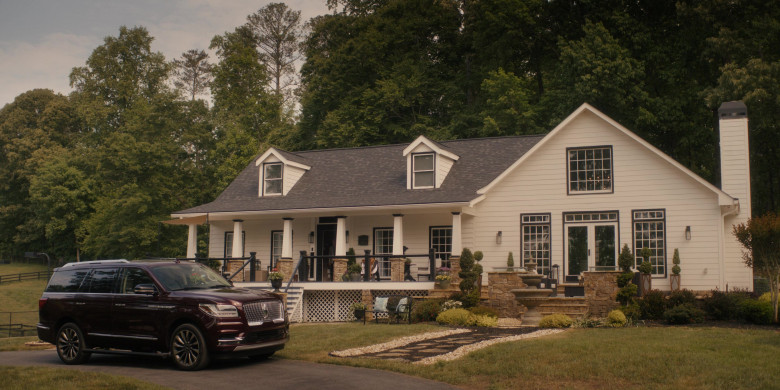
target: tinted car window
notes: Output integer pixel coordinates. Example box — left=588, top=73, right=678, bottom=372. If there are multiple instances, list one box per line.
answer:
left=119, top=268, right=154, bottom=294
left=46, top=269, right=90, bottom=292
left=150, top=263, right=230, bottom=291
left=83, top=268, right=119, bottom=293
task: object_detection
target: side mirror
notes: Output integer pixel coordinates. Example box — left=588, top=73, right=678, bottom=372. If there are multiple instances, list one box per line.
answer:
left=134, top=284, right=158, bottom=295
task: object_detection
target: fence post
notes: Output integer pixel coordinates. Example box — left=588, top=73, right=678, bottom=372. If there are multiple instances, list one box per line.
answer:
left=363, top=250, right=371, bottom=281
left=249, top=252, right=257, bottom=282
left=429, top=248, right=435, bottom=281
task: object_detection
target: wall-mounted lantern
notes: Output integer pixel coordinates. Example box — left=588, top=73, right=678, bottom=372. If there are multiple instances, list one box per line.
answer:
left=308, top=231, right=314, bottom=243
left=496, top=231, right=502, bottom=244
left=685, top=226, right=691, bottom=240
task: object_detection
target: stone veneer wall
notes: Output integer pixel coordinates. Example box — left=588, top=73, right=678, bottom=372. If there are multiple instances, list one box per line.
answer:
left=333, top=258, right=348, bottom=281
left=486, top=272, right=527, bottom=318
left=582, top=271, right=621, bottom=317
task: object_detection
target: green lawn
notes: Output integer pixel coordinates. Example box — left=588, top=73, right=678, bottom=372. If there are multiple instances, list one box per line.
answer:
left=0, top=366, right=167, bottom=390
left=280, top=323, right=780, bottom=390
left=0, top=262, right=50, bottom=276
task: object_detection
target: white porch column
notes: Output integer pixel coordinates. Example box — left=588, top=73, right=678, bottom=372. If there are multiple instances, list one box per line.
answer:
left=392, top=214, right=404, bottom=255
left=231, top=219, right=243, bottom=258
left=451, top=212, right=462, bottom=257
left=335, top=216, right=347, bottom=256
left=281, top=218, right=294, bottom=259
left=186, top=224, right=197, bottom=259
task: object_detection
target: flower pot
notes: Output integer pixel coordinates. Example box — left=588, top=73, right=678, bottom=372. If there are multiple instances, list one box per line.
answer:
left=354, top=309, right=365, bottom=321
left=270, top=278, right=282, bottom=291
left=640, top=273, right=652, bottom=296
left=670, top=274, right=681, bottom=291
left=436, top=280, right=451, bottom=289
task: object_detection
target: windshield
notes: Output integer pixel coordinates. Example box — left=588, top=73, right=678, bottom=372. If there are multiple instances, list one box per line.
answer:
left=150, top=263, right=231, bottom=291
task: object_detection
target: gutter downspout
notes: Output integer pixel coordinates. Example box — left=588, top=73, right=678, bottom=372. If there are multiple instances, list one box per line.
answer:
left=719, top=199, right=740, bottom=290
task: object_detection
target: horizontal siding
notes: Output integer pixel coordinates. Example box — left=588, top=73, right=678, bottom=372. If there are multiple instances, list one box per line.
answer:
left=283, top=166, right=306, bottom=195
left=469, top=110, right=746, bottom=291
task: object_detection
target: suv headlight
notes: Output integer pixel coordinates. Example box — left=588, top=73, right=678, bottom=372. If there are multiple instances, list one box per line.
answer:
left=199, top=303, right=239, bottom=318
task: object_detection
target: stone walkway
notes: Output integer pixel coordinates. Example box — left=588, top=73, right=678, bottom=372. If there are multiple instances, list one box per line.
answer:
left=330, top=325, right=565, bottom=365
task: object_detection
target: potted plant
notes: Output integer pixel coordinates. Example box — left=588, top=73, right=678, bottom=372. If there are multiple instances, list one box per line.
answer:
left=347, top=262, right=362, bottom=281
left=639, top=247, right=653, bottom=295
left=435, top=268, right=451, bottom=289
left=350, top=302, right=367, bottom=320
left=670, top=248, right=681, bottom=291
left=507, top=251, right=514, bottom=271
left=268, top=269, right=284, bottom=291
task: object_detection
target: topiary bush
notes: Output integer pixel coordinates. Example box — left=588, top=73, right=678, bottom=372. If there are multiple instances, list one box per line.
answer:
left=411, top=299, right=443, bottom=322
left=538, top=313, right=573, bottom=328
left=663, top=303, right=706, bottom=325
left=639, top=289, right=667, bottom=320
left=436, top=308, right=475, bottom=326
left=469, top=306, right=499, bottom=318
left=738, top=299, right=773, bottom=325
left=667, top=289, right=697, bottom=308
left=607, top=309, right=628, bottom=327
left=620, top=303, right=641, bottom=322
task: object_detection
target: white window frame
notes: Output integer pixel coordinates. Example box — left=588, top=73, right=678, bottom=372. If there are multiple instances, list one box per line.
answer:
left=270, top=230, right=283, bottom=269
left=633, top=209, right=666, bottom=276
left=412, top=153, right=435, bottom=189
left=567, top=146, right=613, bottom=194
left=263, top=162, right=283, bottom=196
left=521, top=214, right=551, bottom=275
left=373, top=228, right=393, bottom=278
left=430, top=226, right=452, bottom=268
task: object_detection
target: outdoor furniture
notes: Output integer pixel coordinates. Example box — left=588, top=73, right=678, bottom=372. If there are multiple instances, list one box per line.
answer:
left=364, top=295, right=412, bottom=324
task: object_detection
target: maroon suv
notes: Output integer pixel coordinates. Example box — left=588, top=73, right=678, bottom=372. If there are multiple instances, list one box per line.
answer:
left=37, top=260, right=289, bottom=370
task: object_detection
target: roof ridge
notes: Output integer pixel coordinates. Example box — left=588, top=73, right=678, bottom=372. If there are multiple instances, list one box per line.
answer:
left=286, top=134, right=548, bottom=155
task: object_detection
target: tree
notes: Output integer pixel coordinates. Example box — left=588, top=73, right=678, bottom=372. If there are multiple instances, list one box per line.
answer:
left=733, top=213, right=780, bottom=323
left=246, top=2, right=306, bottom=105
left=172, top=49, right=212, bottom=101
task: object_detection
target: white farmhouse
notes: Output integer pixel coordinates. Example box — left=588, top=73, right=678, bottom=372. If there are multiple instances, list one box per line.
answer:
left=170, top=102, right=752, bottom=320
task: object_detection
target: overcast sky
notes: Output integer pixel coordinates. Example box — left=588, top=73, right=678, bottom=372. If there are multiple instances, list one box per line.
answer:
left=0, top=0, right=330, bottom=108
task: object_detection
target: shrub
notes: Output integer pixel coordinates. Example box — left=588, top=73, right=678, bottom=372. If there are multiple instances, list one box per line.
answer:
left=572, top=317, right=603, bottom=328
left=667, top=289, right=697, bottom=308
left=638, top=261, right=653, bottom=275
left=436, top=308, right=475, bottom=326
left=739, top=299, right=773, bottom=325
left=607, top=310, right=628, bottom=327
left=616, top=273, right=634, bottom=288
left=469, top=306, right=499, bottom=318
left=639, top=290, right=667, bottom=320
left=441, top=299, right=463, bottom=312
left=412, top=299, right=442, bottom=322
left=672, top=248, right=681, bottom=275
left=507, top=252, right=514, bottom=270
left=539, top=314, right=573, bottom=328
left=616, top=282, right=638, bottom=306
left=663, top=303, right=706, bottom=325
left=618, top=244, right=633, bottom=272
left=473, top=314, right=498, bottom=327
left=703, top=290, right=749, bottom=320
left=620, top=303, right=641, bottom=322
left=758, top=292, right=779, bottom=305
left=450, top=290, right=481, bottom=308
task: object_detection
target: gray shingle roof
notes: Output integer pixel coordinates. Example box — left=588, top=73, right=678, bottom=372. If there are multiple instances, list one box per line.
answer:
left=175, top=135, right=545, bottom=214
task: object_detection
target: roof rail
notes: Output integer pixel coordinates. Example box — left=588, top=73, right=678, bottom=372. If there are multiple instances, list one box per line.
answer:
left=62, top=259, right=130, bottom=268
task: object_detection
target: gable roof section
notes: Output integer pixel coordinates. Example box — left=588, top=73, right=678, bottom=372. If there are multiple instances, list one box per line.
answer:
left=175, top=136, right=544, bottom=215
left=476, top=103, right=736, bottom=206
left=402, top=135, right=460, bottom=160
left=254, top=147, right=311, bottom=170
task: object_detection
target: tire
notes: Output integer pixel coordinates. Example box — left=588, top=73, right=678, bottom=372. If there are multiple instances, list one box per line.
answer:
left=56, top=323, right=91, bottom=365
left=170, top=324, right=210, bottom=370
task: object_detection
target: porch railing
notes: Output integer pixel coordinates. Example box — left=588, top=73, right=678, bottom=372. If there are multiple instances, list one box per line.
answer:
left=284, top=249, right=437, bottom=293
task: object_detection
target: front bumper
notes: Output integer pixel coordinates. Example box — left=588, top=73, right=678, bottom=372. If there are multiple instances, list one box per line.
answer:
left=213, top=325, right=289, bottom=356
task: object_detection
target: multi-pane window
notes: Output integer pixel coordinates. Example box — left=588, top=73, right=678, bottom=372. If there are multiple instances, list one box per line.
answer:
left=224, top=231, right=245, bottom=258
left=567, top=146, right=613, bottom=193
left=270, top=230, right=283, bottom=269
left=522, top=214, right=551, bottom=275
left=263, top=163, right=283, bottom=195
left=413, top=153, right=435, bottom=188
left=633, top=210, right=666, bottom=275
left=430, top=226, right=452, bottom=268
left=374, top=228, right=393, bottom=278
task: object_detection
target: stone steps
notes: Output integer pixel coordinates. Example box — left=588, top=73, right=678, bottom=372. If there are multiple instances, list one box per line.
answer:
left=538, top=298, right=589, bottom=319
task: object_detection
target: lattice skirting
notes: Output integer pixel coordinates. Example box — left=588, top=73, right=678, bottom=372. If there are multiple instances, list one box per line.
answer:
left=301, top=289, right=429, bottom=322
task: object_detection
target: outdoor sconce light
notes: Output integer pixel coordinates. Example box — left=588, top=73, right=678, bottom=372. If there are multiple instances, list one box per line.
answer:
left=345, top=230, right=349, bottom=243
left=496, top=231, right=502, bottom=244
left=685, top=226, right=691, bottom=240
left=308, top=231, right=314, bottom=243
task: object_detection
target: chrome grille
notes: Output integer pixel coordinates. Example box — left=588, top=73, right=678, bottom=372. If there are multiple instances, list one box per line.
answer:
left=244, top=301, right=284, bottom=325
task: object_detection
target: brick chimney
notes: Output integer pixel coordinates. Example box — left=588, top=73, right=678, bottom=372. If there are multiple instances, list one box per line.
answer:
left=718, top=101, right=751, bottom=217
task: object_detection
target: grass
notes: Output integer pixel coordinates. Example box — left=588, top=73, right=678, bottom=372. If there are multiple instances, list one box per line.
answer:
left=0, top=366, right=166, bottom=390
left=0, top=262, right=50, bottom=276
left=0, top=262, right=49, bottom=313
left=280, top=323, right=780, bottom=390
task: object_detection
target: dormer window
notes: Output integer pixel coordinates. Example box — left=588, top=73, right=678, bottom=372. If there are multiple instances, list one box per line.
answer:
left=263, top=163, right=283, bottom=196
left=413, top=153, right=435, bottom=188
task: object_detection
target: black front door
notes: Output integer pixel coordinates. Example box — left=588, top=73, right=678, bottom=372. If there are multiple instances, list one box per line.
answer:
left=316, top=224, right=337, bottom=281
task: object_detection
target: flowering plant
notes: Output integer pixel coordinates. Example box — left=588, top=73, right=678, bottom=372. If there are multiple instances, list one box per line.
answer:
left=441, top=299, right=462, bottom=311
left=268, top=269, right=284, bottom=281
left=435, top=274, right=451, bottom=282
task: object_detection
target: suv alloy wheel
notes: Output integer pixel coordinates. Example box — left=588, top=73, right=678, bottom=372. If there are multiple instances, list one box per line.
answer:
left=170, top=323, right=210, bottom=370
left=56, top=323, right=91, bottom=364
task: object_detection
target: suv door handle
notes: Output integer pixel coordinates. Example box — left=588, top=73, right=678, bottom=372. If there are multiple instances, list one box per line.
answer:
left=114, top=303, right=125, bottom=307
left=75, top=302, right=85, bottom=305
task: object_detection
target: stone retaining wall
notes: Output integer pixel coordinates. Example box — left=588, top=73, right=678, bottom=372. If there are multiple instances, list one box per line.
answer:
left=486, top=272, right=527, bottom=318
left=582, top=271, right=621, bottom=317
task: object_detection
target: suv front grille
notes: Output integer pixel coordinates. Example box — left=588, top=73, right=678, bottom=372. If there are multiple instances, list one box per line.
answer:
left=244, top=301, right=284, bottom=325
